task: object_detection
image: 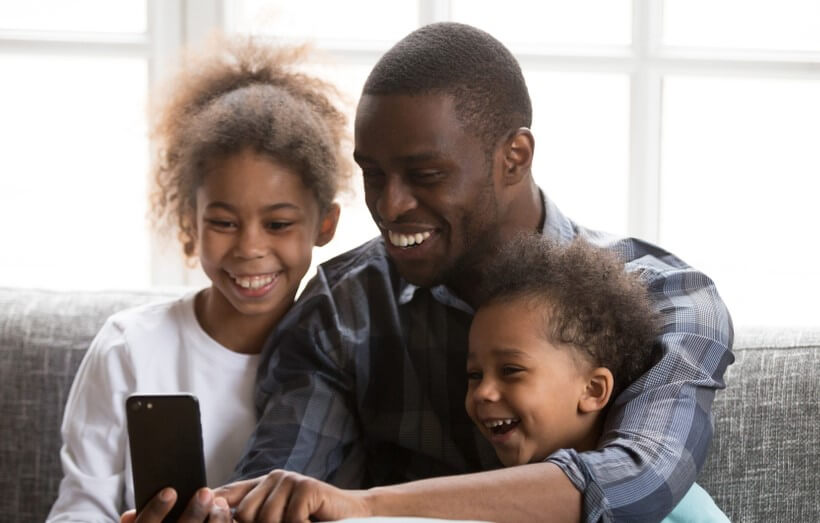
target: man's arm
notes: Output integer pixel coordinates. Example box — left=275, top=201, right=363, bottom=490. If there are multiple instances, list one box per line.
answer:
left=220, top=262, right=731, bottom=523
left=233, top=275, right=363, bottom=484
left=546, top=261, right=734, bottom=521
left=219, top=463, right=580, bottom=523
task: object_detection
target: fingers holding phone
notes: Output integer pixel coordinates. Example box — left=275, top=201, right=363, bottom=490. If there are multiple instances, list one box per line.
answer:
left=120, top=487, right=233, bottom=523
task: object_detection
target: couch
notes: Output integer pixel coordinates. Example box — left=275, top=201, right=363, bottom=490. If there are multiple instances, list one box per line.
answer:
left=1, top=287, right=818, bottom=522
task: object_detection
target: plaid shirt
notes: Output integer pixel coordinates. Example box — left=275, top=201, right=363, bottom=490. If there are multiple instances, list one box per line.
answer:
left=235, top=195, right=734, bottom=522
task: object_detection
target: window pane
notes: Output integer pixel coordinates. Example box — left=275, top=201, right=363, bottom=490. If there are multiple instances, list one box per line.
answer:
left=229, top=0, right=417, bottom=44
left=660, top=76, right=820, bottom=328
left=0, top=54, right=150, bottom=290
left=296, top=63, right=381, bottom=265
left=0, top=0, right=146, bottom=33
left=526, top=71, right=630, bottom=235
left=451, top=0, right=631, bottom=48
left=663, top=0, right=820, bottom=52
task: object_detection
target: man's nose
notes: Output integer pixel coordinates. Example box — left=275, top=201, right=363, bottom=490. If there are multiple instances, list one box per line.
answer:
left=235, top=225, right=266, bottom=259
left=376, top=174, right=416, bottom=223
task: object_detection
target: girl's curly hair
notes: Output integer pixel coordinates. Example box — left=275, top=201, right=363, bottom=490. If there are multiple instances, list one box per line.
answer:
left=150, top=35, right=351, bottom=258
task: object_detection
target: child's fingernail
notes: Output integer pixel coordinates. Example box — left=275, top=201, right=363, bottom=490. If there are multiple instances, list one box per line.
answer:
left=160, top=488, right=174, bottom=502
left=197, top=488, right=213, bottom=503
left=215, top=497, right=229, bottom=509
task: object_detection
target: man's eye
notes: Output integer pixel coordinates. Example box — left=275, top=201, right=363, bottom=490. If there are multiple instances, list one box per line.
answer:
left=410, top=170, right=443, bottom=182
left=361, top=168, right=384, bottom=181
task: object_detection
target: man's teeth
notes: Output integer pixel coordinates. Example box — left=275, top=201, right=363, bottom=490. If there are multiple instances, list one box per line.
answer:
left=387, top=230, right=432, bottom=248
left=233, top=274, right=276, bottom=289
left=484, top=418, right=519, bottom=429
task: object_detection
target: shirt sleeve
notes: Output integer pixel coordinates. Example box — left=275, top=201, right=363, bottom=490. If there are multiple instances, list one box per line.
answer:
left=233, top=275, right=365, bottom=486
left=47, top=318, right=135, bottom=523
left=547, top=264, right=734, bottom=522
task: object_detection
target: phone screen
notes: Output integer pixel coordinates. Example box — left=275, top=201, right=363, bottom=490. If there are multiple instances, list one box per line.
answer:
left=126, top=394, right=207, bottom=522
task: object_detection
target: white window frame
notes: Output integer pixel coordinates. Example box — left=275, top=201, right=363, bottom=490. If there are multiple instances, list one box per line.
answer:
left=221, top=0, right=820, bottom=245
left=3, top=0, right=817, bottom=289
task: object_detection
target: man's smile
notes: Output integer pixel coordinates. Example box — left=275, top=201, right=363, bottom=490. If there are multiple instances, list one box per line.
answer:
left=386, top=230, right=432, bottom=248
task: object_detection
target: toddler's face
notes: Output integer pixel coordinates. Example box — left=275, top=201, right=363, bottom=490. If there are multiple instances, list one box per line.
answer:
left=194, top=148, right=334, bottom=322
left=466, top=299, right=591, bottom=466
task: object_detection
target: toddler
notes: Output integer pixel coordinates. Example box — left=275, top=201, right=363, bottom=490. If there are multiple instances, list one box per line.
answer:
left=467, top=234, right=728, bottom=522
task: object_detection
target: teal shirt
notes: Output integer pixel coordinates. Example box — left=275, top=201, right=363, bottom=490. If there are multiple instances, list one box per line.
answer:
left=662, top=483, right=729, bottom=522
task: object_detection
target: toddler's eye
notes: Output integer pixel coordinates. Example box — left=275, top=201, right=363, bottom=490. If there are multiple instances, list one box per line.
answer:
left=466, top=370, right=482, bottom=381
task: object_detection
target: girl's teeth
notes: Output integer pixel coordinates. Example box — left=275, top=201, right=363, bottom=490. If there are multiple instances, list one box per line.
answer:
left=234, top=274, right=275, bottom=289
left=388, top=230, right=432, bottom=247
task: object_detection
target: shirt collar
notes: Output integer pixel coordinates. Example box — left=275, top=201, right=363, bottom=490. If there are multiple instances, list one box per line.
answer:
left=396, top=189, right=575, bottom=309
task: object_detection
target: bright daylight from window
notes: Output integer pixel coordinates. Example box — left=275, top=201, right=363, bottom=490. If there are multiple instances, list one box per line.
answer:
left=0, top=0, right=818, bottom=329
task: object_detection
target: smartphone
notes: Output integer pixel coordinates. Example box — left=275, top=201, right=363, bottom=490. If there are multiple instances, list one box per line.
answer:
left=126, top=394, right=208, bottom=522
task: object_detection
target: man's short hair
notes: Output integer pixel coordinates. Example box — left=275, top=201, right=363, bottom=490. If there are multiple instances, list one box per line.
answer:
left=476, top=234, right=660, bottom=401
left=362, top=22, right=532, bottom=154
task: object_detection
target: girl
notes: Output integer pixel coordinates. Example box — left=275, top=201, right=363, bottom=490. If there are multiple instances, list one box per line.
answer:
left=47, top=36, right=349, bottom=521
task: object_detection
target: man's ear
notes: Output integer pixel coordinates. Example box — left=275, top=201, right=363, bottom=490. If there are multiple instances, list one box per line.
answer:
left=500, top=127, right=534, bottom=186
left=578, top=367, right=614, bottom=414
left=315, top=203, right=340, bottom=247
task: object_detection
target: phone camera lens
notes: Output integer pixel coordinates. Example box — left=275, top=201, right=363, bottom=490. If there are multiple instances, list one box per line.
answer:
left=131, top=400, right=142, bottom=411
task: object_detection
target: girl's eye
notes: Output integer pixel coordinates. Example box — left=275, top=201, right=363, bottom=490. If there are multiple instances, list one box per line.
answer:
left=206, top=219, right=235, bottom=229
left=501, top=366, right=524, bottom=377
left=266, top=221, right=292, bottom=231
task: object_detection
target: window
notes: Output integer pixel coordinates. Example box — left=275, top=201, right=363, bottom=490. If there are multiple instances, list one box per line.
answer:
left=3, top=1, right=817, bottom=329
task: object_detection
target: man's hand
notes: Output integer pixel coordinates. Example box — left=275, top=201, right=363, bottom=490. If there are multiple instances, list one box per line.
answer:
left=217, top=470, right=371, bottom=523
left=119, top=487, right=233, bottom=523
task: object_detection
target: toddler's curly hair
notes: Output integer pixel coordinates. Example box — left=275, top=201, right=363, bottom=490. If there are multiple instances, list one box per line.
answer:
left=150, top=35, right=351, bottom=257
left=476, top=234, right=660, bottom=402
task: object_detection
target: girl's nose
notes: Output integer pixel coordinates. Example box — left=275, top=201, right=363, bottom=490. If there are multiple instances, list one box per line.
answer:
left=235, top=226, right=266, bottom=259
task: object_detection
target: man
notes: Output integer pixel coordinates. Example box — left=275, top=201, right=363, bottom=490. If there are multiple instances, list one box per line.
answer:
left=129, top=22, right=733, bottom=523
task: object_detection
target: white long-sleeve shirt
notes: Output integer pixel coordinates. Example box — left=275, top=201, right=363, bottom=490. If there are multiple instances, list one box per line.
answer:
left=47, top=291, right=260, bottom=522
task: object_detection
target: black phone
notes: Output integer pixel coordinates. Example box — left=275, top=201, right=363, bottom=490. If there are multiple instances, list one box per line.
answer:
left=126, top=394, right=208, bottom=522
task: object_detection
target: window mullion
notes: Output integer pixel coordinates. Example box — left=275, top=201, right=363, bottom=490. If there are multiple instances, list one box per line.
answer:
left=419, top=0, right=451, bottom=25
left=628, top=0, right=663, bottom=243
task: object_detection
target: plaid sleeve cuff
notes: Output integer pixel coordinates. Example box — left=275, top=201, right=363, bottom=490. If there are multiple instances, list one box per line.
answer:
left=547, top=448, right=612, bottom=523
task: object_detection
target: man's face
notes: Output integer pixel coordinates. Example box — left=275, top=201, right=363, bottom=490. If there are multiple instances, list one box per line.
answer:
left=466, top=299, right=592, bottom=466
left=354, top=93, right=501, bottom=288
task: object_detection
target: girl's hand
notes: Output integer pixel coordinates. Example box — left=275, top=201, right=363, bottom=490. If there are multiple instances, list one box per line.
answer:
left=119, top=487, right=233, bottom=523
left=218, top=470, right=372, bottom=523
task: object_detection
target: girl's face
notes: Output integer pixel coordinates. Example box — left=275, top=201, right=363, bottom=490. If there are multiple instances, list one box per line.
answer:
left=194, top=148, right=337, bottom=324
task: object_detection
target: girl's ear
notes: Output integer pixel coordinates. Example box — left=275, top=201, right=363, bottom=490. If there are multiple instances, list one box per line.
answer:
left=578, top=367, right=614, bottom=414
left=315, top=203, right=340, bottom=247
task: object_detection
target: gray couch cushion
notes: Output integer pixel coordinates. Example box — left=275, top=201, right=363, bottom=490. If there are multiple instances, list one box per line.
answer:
left=700, top=327, right=820, bottom=522
left=0, top=287, right=179, bottom=523
left=2, top=287, right=818, bottom=522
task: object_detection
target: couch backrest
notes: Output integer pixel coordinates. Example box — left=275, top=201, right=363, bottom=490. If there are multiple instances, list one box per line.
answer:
left=2, top=288, right=818, bottom=522
left=0, top=287, right=179, bottom=522
left=699, top=327, right=820, bottom=522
